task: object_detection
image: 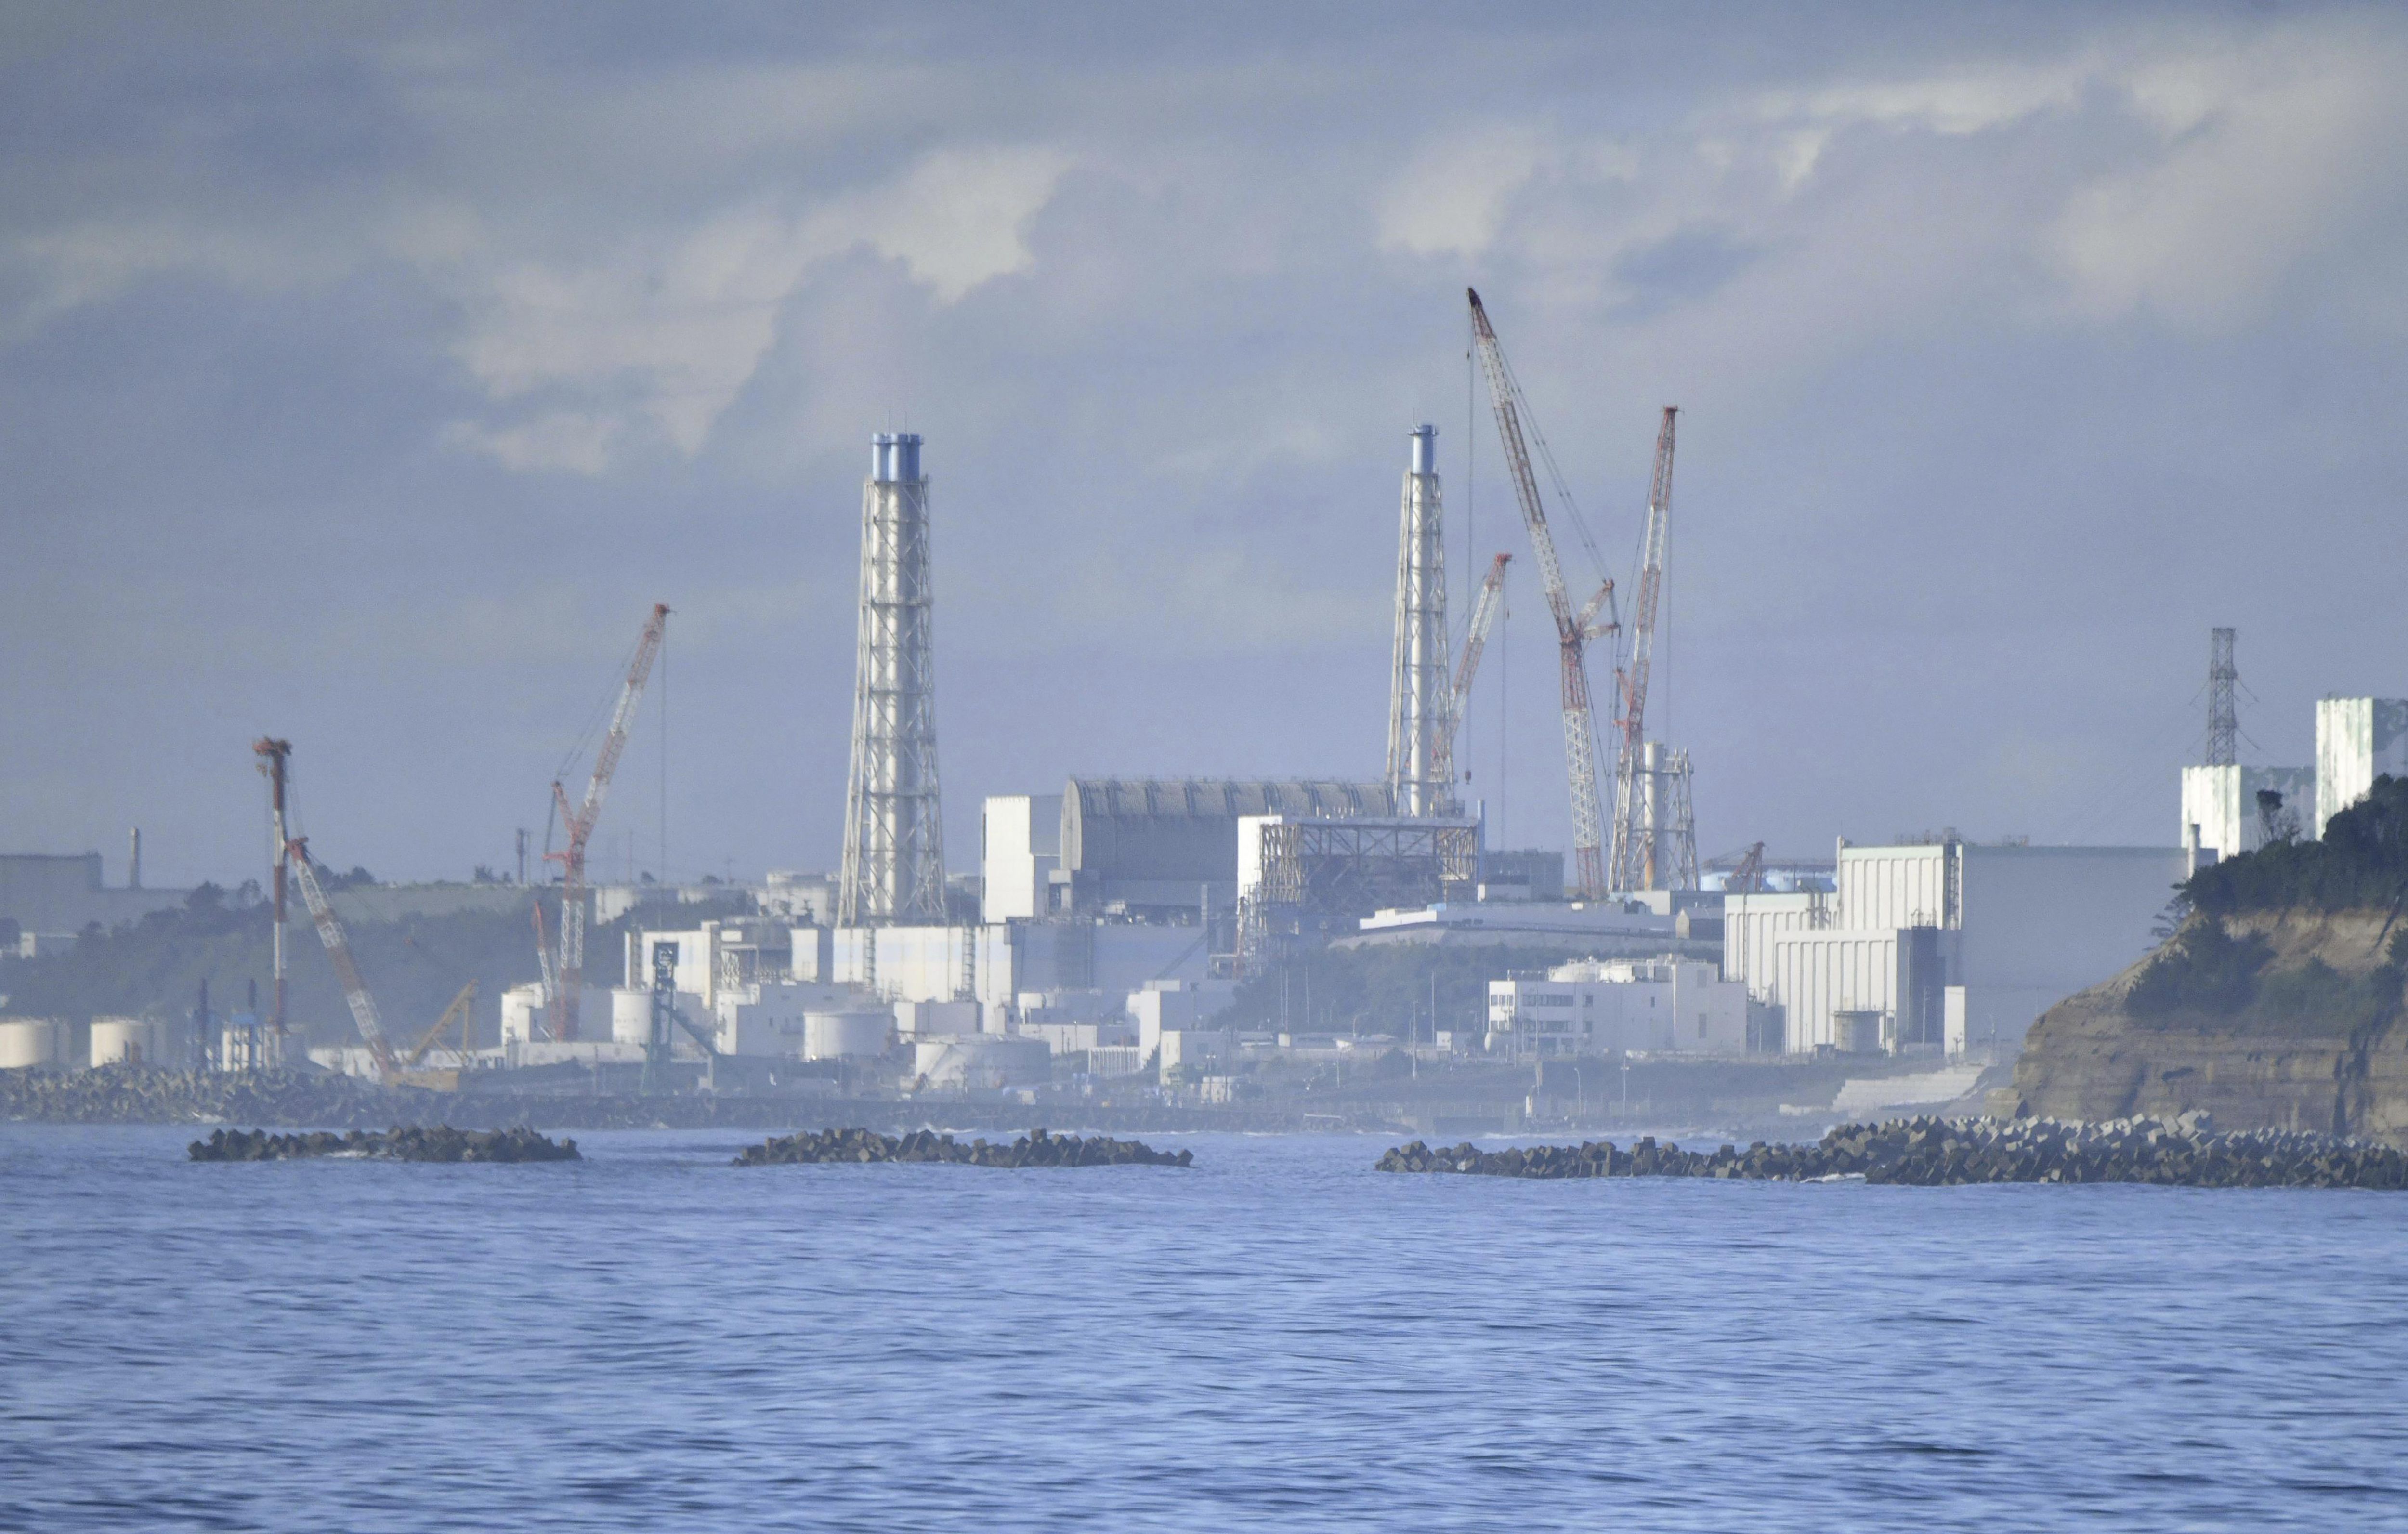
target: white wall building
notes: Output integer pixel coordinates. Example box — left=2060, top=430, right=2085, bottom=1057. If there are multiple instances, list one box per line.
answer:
left=831, top=921, right=1211, bottom=1008
left=982, top=795, right=1063, bottom=922
left=1725, top=841, right=2186, bottom=1062
left=2315, top=697, right=2408, bottom=838
left=1488, top=957, right=1746, bottom=1055
left=2180, top=764, right=2316, bottom=862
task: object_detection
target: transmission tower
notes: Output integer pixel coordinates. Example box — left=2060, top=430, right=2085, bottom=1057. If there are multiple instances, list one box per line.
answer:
left=839, top=433, right=947, bottom=925
left=2205, top=627, right=2238, bottom=767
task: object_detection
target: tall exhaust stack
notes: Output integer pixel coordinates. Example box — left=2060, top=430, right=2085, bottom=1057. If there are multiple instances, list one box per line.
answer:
left=1386, top=425, right=1452, bottom=816
left=839, top=432, right=946, bottom=925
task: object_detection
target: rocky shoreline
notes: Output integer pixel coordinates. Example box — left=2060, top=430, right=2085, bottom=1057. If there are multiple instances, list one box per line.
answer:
left=735, top=1126, right=1191, bottom=1168
left=1377, top=1115, right=2408, bottom=1190
left=189, top=1125, right=580, bottom=1163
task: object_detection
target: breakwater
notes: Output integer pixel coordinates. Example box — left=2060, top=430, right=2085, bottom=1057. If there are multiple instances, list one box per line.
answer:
left=1377, top=1116, right=2408, bottom=1189
left=735, top=1126, right=1191, bottom=1168
left=189, top=1125, right=579, bottom=1162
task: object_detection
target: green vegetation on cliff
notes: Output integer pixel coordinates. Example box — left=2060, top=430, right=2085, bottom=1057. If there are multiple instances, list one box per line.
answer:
left=2182, top=774, right=2408, bottom=915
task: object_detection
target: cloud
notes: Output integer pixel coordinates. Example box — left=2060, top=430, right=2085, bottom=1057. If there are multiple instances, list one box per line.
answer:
left=444, top=144, right=1072, bottom=468
left=2049, top=35, right=2408, bottom=328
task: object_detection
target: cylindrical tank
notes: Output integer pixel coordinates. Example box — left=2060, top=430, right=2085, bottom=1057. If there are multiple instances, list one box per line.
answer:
left=804, top=1010, right=891, bottom=1061
left=892, top=432, right=921, bottom=481
left=611, top=987, right=652, bottom=1046
left=1409, top=423, right=1437, bottom=476
left=0, top=1018, right=60, bottom=1069
left=89, top=1017, right=159, bottom=1068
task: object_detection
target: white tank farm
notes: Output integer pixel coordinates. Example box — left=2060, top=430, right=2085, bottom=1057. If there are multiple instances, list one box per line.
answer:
left=89, top=1017, right=162, bottom=1068
left=803, top=1010, right=891, bottom=1061
left=0, top=1018, right=62, bottom=1069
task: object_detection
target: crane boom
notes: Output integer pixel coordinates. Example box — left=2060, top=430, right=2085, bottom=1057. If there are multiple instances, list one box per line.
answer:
left=288, top=839, right=396, bottom=1081
left=1467, top=288, right=1613, bottom=898
left=1609, top=407, right=1677, bottom=891
left=542, top=603, right=668, bottom=1041
left=404, top=980, right=479, bottom=1067
left=1432, top=552, right=1511, bottom=794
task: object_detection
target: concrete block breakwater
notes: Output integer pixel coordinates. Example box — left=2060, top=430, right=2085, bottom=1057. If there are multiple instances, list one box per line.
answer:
left=735, top=1126, right=1192, bottom=1168
left=189, top=1126, right=580, bottom=1163
left=1376, top=1117, right=2408, bottom=1189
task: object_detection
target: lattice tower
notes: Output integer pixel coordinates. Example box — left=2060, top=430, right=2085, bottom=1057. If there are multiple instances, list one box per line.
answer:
left=2206, top=627, right=2238, bottom=767
left=839, top=433, right=947, bottom=925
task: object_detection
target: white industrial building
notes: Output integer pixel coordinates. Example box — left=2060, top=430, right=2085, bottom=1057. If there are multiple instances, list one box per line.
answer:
left=1488, top=957, right=1746, bottom=1056
left=982, top=795, right=1064, bottom=921
left=1726, top=840, right=2186, bottom=1061
left=2315, top=697, right=2408, bottom=838
left=2180, top=764, right=2315, bottom=863
left=830, top=920, right=1209, bottom=1008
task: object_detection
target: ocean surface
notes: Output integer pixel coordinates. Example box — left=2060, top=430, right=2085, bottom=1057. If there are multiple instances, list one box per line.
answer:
left=4, top=1124, right=2407, bottom=1532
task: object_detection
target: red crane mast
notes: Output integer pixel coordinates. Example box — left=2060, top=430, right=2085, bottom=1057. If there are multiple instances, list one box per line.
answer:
left=1610, top=406, right=1678, bottom=890
left=1467, top=289, right=1616, bottom=898
left=543, top=603, right=668, bottom=1041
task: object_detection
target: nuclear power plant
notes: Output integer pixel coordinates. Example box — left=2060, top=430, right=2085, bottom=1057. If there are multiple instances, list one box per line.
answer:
left=9, top=291, right=2398, bottom=1129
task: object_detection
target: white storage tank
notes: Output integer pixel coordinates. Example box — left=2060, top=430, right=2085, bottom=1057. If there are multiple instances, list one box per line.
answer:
left=803, top=1010, right=891, bottom=1061
left=911, top=1035, right=1051, bottom=1089
left=89, top=1016, right=161, bottom=1068
left=611, top=987, right=652, bottom=1046
left=0, top=1018, right=62, bottom=1069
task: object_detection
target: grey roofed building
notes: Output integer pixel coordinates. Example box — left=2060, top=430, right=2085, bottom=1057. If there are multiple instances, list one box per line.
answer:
left=1061, top=779, right=1396, bottom=918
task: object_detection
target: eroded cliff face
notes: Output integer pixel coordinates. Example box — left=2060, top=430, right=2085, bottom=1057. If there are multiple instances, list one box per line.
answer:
left=2006, top=910, right=2408, bottom=1145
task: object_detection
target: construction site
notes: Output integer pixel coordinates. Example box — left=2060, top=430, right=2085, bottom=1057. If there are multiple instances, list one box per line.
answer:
left=1, top=291, right=2384, bottom=1135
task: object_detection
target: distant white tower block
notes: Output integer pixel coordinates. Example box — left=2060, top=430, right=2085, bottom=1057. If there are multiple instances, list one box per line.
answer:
left=839, top=433, right=947, bottom=925
left=1385, top=425, right=1453, bottom=816
left=2314, top=697, right=2408, bottom=839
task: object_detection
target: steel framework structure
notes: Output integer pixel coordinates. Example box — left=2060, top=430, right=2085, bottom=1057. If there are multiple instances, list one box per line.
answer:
left=2206, top=627, right=2238, bottom=767
left=1236, top=817, right=1479, bottom=970
left=839, top=433, right=947, bottom=925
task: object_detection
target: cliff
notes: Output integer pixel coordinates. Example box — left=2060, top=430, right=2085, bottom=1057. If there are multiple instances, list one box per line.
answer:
left=2005, top=908, right=2408, bottom=1144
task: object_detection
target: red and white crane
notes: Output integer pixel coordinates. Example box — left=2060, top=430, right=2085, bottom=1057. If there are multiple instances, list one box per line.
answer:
left=541, top=603, right=668, bottom=1042
left=1432, top=551, right=1511, bottom=796
left=1467, top=289, right=1617, bottom=898
left=286, top=836, right=397, bottom=1082
left=1610, top=406, right=1678, bottom=890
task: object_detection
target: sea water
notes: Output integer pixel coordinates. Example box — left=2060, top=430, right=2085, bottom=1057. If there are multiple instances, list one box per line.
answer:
left=3, top=1124, right=2405, bottom=1531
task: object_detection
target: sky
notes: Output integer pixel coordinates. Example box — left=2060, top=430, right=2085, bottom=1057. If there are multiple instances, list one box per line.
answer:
left=4, top=0, right=2406, bottom=889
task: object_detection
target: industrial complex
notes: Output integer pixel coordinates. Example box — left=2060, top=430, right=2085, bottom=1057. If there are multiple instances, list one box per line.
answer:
left=5, top=294, right=2403, bottom=1125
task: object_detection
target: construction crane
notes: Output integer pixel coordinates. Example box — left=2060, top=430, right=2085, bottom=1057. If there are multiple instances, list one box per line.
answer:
left=1610, top=407, right=1680, bottom=890
left=1467, top=288, right=1617, bottom=898
left=541, top=603, right=669, bottom=1042
left=287, top=837, right=397, bottom=1082
left=403, top=980, right=479, bottom=1068
left=1432, top=551, right=1511, bottom=797
left=1722, top=841, right=1767, bottom=895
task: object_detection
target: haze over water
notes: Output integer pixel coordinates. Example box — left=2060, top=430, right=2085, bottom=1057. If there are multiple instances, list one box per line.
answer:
left=5, top=1127, right=2405, bottom=1531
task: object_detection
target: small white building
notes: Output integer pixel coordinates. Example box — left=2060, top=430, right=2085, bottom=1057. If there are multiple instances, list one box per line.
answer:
left=2315, top=697, right=2408, bottom=838
left=2180, top=764, right=2316, bottom=862
left=1128, top=978, right=1235, bottom=1056
left=1488, top=957, right=1745, bottom=1056
left=1158, top=1028, right=1232, bottom=1079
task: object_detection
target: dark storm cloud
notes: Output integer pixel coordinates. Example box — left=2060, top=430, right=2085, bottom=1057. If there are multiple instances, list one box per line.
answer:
left=3, top=2, right=2405, bottom=884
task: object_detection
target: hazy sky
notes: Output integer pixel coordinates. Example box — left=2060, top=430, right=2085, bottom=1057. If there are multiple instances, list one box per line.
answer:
left=5, top=1, right=2406, bottom=888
